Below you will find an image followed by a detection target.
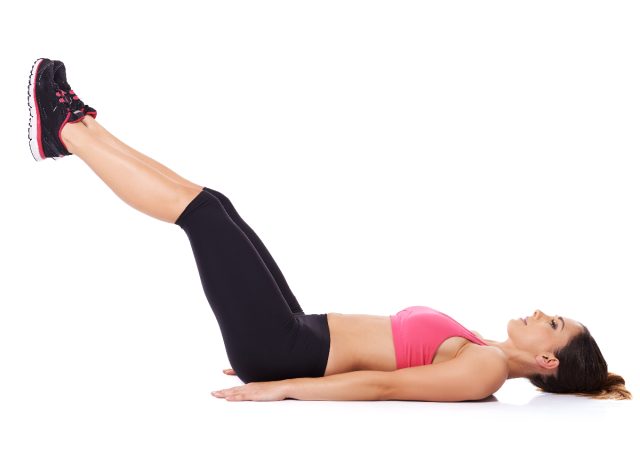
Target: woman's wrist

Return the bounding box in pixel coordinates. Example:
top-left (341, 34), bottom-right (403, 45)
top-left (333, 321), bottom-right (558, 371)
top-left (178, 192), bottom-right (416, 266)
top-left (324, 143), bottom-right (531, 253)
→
top-left (282, 378), bottom-right (303, 399)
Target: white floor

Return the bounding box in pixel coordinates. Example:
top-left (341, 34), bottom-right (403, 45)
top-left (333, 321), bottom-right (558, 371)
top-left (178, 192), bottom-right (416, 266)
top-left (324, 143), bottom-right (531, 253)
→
top-left (1, 369), bottom-right (637, 467)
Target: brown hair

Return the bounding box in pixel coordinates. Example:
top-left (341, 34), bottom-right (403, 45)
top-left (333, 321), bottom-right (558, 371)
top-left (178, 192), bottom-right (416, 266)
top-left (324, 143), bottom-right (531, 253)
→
top-left (527, 324), bottom-right (632, 400)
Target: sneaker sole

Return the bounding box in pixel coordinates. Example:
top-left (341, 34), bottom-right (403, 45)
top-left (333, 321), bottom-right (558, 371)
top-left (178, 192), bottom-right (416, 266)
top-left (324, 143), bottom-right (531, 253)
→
top-left (27, 58), bottom-right (47, 161)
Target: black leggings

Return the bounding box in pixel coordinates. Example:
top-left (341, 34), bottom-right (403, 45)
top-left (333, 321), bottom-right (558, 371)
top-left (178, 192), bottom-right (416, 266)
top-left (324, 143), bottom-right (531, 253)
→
top-left (174, 187), bottom-right (331, 383)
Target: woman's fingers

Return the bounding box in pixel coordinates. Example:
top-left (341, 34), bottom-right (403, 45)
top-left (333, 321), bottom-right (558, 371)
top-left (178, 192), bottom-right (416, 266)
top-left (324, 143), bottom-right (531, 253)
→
top-left (212, 385), bottom-right (244, 400)
top-left (223, 368), bottom-right (237, 375)
top-left (211, 381), bottom-right (287, 401)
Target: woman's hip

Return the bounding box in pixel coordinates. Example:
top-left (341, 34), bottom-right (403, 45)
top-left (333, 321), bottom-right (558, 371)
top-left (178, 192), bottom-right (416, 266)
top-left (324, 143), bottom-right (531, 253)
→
top-left (224, 313), bottom-right (331, 383)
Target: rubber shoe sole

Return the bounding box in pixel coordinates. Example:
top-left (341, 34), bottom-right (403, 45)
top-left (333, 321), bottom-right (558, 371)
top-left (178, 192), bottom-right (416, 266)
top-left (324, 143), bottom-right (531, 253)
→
top-left (28, 58), bottom-right (48, 161)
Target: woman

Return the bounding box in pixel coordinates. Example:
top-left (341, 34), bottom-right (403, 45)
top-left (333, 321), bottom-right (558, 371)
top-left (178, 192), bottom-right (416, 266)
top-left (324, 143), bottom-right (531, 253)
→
top-left (28, 58), bottom-right (632, 403)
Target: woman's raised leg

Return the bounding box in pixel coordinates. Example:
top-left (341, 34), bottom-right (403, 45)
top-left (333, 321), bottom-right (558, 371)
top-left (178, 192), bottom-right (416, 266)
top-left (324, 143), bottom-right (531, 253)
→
top-left (61, 120), bottom-right (202, 224)
top-left (59, 118), bottom-right (318, 382)
top-left (74, 116), bottom-right (305, 314)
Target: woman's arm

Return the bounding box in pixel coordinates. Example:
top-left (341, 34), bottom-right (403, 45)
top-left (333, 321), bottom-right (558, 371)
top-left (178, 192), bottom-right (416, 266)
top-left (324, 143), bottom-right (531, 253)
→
top-left (213, 348), bottom-right (506, 402)
top-left (212, 370), bottom-right (390, 402)
top-left (283, 371), bottom-right (390, 401)
top-left (284, 347), bottom-right (506, 402)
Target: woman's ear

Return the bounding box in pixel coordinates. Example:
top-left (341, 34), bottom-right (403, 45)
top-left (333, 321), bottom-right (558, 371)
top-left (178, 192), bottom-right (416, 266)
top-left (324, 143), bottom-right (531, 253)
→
top-left (535, 354), bottom-right (559, 370)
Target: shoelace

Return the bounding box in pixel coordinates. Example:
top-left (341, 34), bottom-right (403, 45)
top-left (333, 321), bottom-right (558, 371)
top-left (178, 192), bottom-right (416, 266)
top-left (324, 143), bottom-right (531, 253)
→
top-left (55, 88), bottom-right (85, 114)
top-left (55, 88), bottom-right (79, 102)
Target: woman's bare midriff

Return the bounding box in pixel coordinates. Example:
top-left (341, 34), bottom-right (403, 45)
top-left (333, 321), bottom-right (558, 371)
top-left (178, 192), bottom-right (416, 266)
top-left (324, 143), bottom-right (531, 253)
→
top-left (322, 312), bottom-right (483, 376)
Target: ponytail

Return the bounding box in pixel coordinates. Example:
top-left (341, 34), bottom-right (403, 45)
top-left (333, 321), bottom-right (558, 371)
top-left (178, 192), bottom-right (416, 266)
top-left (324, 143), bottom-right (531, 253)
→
top-left (570, 372), bottom-right (632, 401)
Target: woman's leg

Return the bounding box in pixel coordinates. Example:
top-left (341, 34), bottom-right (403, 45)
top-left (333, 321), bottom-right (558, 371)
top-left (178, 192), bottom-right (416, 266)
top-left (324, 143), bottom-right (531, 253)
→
top-left (59, 120), bottom-right (326, 381)
top-left (79, 115), bottom-right (202, 190)
top-left (73, 116), bottom-right (304, 314)
top-left (61, 121), bottom-right (201, 224)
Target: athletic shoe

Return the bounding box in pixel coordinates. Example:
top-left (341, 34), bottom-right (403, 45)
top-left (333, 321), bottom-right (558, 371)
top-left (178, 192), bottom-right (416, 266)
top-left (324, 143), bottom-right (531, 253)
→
top-left (52, 60), bottom-right (97, 120)
top-left (27, 57), bottom-right (81, 161)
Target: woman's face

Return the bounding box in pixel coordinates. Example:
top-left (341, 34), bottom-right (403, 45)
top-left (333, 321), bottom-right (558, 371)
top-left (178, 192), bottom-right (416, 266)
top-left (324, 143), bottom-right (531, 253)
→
top-left (508, 309), bottom-right (584, 359)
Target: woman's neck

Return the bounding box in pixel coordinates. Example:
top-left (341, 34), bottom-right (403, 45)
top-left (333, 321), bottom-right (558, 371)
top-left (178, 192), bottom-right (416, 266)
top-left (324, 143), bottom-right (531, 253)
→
top-left (482, 338), bottom-right (540, 380)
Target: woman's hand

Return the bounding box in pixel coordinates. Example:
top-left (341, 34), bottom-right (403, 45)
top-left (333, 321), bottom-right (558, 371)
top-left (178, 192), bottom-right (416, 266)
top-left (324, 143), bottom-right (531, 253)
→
top-left (222, 368), bottom-right (237, 376)
top-left (212, 380), bottom-right (289, 402)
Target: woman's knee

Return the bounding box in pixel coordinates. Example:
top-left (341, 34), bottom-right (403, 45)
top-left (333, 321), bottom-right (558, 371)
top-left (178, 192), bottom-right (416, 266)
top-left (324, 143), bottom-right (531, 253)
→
top-left (202, 187), bottom-right (238, 216)
top-left (203, 187), bottom-right (228, 202)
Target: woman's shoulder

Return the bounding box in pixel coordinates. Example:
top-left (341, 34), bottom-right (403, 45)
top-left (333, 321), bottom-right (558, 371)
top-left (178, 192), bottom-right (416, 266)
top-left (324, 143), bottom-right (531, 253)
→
top-left (459, 341), bottom-right (508, 373)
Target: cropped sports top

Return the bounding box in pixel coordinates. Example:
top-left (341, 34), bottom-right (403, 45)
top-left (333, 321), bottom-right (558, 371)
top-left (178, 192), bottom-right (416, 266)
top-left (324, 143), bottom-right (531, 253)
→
top-left (390, 305), bottom-right (488, 369)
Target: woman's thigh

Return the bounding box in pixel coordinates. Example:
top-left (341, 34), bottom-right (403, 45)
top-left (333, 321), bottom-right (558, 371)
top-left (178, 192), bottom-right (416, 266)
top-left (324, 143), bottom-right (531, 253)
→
top-left (201, 187), bottom-right (305, 315)
top-left (175, 188), bottom-right (329, 382)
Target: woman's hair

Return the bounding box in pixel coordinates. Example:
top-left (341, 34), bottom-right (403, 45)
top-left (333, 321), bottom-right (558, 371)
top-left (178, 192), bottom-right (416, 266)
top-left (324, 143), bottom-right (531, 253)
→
top-left (527, 324), bottom-right (632, 400)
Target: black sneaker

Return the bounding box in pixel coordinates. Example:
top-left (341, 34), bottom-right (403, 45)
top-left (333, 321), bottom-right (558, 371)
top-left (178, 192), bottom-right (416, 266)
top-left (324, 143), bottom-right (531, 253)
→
top-left (52, 60), bottom-right (97, 120)
top-left (27, 57), bottom-right (82, 161)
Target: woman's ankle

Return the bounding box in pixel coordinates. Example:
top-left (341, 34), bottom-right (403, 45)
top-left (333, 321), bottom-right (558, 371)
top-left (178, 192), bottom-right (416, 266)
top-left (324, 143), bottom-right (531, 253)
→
top-left (82, 114), bottom-right (98, 128)
top-left (60, 121), bottom-right (90, 153)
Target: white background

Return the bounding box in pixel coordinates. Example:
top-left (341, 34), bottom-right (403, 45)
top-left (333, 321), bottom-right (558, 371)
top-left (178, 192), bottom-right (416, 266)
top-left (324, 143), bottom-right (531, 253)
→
top-left (1, 1), bottom-right (638, 466)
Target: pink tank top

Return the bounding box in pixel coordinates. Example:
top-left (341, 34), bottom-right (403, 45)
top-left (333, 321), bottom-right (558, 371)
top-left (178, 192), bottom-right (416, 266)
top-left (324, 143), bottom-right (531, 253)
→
top-left (390, 305), bottom-right (488, 369)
